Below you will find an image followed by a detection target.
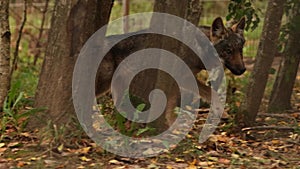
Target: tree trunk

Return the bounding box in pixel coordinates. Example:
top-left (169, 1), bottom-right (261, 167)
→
top-left (268, 2), bottom-right (300, 112)
top-left (236, 0), bottom-right (286, 127)
top-left (0, 0), bottom-right (10, 111)
top-left (150, 0), bottom-right (203, 127)
top-left (113, 0), bottom-right (203, 130)
top-left (29, 0), bottom-right (113, 129)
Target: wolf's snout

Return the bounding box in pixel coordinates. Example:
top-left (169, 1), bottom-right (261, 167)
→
top-left (231, 67), bottom-right (246, 75)
top-left (235, 67), bottom-right (246, 75)
top-left (226, 63), bottom-right (246, 75)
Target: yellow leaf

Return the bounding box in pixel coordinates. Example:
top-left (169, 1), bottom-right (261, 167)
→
top-left (77, 165), bottom-right (85, 169)
top-left (89, 163), bottom-right (96, 167)
top-left (30, 157), bottom-right (40, 161)
top-left (79, 147), bottom-right (91, 154)
top-left (189, 159), bottom-right (197, 165)
top-left (166, 165), bottom-right (174, 169)
top-left (57, 144), bottom-right (64, 152)
top-left (187, 166), bottom-right (197, 169)
top-left (109, 159), bottom-right (122, 165)
top-left (80, 156), bottom-right (92, 162)
top-left (231, 153), bottom-right (239, 159)
top-left (175, 158), bottom-right (184, 162)
top-left (0, 143), bottom-right (5, 148)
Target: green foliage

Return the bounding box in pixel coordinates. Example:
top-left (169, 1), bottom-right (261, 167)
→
top-left (226, 72), bottom-right (249, 114)
top-left (1, 80), bottom-right (45, 140)
top-left (227, 0), bottom-right (261, 31)
top-left (99, 93), bottom-right (156, 137)
top-left (116, 102), bottom-right (155, 136)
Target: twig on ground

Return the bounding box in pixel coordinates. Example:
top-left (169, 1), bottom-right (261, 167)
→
top-left (242, 126), bottom-right (296, 132)
top-left (258, 113), bottom-right (294, 118)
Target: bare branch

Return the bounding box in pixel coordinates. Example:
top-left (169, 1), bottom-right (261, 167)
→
top-left (33, 0), bottom-right (50, 65)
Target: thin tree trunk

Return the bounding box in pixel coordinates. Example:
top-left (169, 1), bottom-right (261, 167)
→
top-left (236, 0), bottom-right (286, 127)
top-left (29, 0), bottom-right (113, 129)
top-left (0, 0), bottom-right (11, 111)
top-left (122, 0), bottom-right (130, 33)
top-left (268, 2), bottom-right (300, 112)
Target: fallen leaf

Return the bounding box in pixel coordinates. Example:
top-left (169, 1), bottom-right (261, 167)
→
top-left (57, 144), bottom-right (64, 152)
top-left (44, 159), bottom-right (56, 165)
top-left (7, 142), bottom-right (21, 148)
top-left (0, 148), bottom-right (7, 154)
top-left (216, 135), bottom-right (229, 143)
top-left (30, 157), bottom-right (40, 161)
top-left (109, 159), bottom-right (123, 165)
top-left (78, 147), bottom-right (91, 154)
top-left (80, 156), bottom-right (92, 162)
top-left (175, 158), bottom-right (184, 162)
top-left (0, 158), bottom-right (8, 163)
top-left (17, 161), bottom-right (26, 168)
top-left (208, 157), bottom-right (218, 162)
top-left (147, 163), bottom-right (158, 168)
top-left (219, 158), bottom-right (230, 165)
top-left (231, 153), bottom-right (239, 159)
top-left (271, 140), bottom-right (280, 144)
top-left (20, 132), bottom-right (31, 137)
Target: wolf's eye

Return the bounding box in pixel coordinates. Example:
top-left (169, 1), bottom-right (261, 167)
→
top-left (226, 49), bottom-right (232, 55)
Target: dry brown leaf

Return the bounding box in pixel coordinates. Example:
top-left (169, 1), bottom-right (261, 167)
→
top-left (218, 158), bottom-right (230, 165)
top-left (78, 147), bottom-right (91, 154)
top-left (7, 142), bottom-right (21, 148)
top-left (16, 161), bottom-right (26, 168)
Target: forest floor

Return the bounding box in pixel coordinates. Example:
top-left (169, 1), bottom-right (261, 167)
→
top-left (0, 56), bottom-right (299, 169)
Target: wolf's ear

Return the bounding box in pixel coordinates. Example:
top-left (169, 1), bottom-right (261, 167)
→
top-left (232, 17), bottom-right (245, 35)
top-left (211, 17), bottom-right (226, 37)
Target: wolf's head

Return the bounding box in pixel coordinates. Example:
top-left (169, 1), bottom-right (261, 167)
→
top-left (210, 17), bottom-right (246, 75)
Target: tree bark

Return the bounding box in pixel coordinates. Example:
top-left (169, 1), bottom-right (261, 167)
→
top-left (151, 0), bottom-right (203, 126)
top-left (236, 0), bottom-right (286, 127)
top-left (29, 0), bottom-right (113, 129)
top-left (0, 0), bottom-right (10, 111)
top-left (268, 2), bottom-right (300, 112)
